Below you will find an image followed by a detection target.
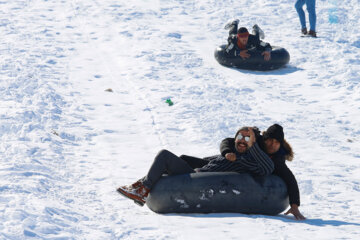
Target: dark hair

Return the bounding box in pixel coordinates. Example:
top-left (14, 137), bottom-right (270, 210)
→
top-left (234, 126), bottom-right (249, 139)
top-left (237, 27), bottom-right (249, 34)
top-left (234, 126), bottom-right (266, 152)
top-left (283, 139), bottom-right (294, 161)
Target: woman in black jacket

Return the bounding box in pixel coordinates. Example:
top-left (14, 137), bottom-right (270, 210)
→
top-left (220, 124), bottom-right (306, 220)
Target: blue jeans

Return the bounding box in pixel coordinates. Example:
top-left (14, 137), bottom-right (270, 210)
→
top-left (295, 0), bottom-right (316, 31)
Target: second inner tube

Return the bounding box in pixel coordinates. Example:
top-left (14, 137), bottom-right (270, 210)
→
top-left (214, 44), bottom-right (290, 71)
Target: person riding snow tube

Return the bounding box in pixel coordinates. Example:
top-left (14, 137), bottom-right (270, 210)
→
top-left (214, 44), bottom-right (290, 71)
top-left (215, 21), bottom-right (290, 70)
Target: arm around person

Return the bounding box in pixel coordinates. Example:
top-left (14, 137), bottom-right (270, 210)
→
top-left (244, 128), bottom-right (274, 176)
top-left (220, 137), bottom-right (235, 156)
top-left (247, 142), bottom-right (274, 176)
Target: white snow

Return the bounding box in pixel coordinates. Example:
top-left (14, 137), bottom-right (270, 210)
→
top-left (1, 0), bottom-right (360, 239)
top-left (232, 190), bottom-right (241, 195)
top-left (174, 198), bottom-right (189, 209)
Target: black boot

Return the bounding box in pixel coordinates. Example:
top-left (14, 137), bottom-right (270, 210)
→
top-left (224, 19), bottom-right (239, 30)
top-left (307, 30), bottom-right (317, 37)
top-left (301, 28), bottom-right (307, 35)
top-left (252, 24), bottom-right (265, 39)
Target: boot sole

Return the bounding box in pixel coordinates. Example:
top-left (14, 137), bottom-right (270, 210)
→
top-left (133, 199), bottom-right (145, 207)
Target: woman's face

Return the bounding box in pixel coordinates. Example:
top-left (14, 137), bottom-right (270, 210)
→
top-left (265, 138), bottom-right (281, 154)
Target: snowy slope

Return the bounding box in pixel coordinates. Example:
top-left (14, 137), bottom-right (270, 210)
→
top-left (0, 0), bottom-right (359, 239)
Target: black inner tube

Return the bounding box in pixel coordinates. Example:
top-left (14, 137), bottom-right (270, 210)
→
top-left (214, 45), bottom-right (290, 71)
top-left (146, 172), bottom-right (289, 215)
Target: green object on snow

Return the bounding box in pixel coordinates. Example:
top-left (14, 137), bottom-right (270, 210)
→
top-left (165, 98), bottom-right (174, 106)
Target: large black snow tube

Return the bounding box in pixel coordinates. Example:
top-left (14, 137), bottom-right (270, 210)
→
top-left (214, 44), bottom-right (290, 70)
top-left (146, 172), bottom-right (289, 215)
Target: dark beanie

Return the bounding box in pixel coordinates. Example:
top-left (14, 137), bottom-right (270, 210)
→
top-left (263, 124), bottom-right (284, 144)
top-left (237, 27), bottom-right (249, 34)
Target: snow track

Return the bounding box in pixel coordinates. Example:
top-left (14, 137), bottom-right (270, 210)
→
top-left (0, 0), bottom-right (359, 239)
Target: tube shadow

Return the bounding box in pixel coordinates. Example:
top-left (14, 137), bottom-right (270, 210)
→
top-left (165, 212), bottom-right (360, 227)
top-left (277, 214), bottom-right (360, 227)
top-left (230, 64), bottom-right (303, 76)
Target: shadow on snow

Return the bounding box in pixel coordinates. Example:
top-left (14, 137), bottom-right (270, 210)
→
top-left (227, 64), bottom-right (303, 76)
top-left (164, 212), bottom-right (360, 227)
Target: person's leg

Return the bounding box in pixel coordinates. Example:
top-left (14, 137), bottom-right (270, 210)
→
top-left (252, 24), bottom-right (265, 40)
top-left (143, 149), bottom-right (195, 189)
top-left (228, 21), bottom-right (238, 36)
top-left (295, 0), bottom-right (307, 30)
top-left (179, 154), bottom-right (209, 169)
top-left (117, 150), bottom-right (195, 206)
top-left (306, 0), bottom-right (316, 31)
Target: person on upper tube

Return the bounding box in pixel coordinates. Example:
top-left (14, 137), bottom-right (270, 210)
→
top-left (224, 19), bottom-right (272, 61)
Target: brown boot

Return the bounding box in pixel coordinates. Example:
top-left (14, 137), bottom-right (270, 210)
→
top-left (117, 181), bottom-right (150, 206)
top-left (307, 30), bottom-right (317, 37)
top-left (301, 28), bottom-right (307, 35)
top-left (119, 180), bottom-right (143, 192)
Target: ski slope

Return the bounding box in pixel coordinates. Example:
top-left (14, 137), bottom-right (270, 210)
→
top-left (0, 0), bottom-right (359, 239)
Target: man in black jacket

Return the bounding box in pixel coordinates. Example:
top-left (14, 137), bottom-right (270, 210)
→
top-left (220, 124), bottom-right (306, 220)
top-left (224, 19), bottom-right (272, 61)
top-left (117, 127), bottom-right (274, 206)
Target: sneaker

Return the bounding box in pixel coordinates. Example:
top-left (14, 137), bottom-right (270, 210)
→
top-left (301, 28), bottom-right (307, 35)
top-left (224, 19), bottom-right (239, 30)
top-left (307, 30), bottom-right (317, 37)
top-left (117, 182), bottom-right (150, 206)
top-left (252, 24), bottom-right (265, 39)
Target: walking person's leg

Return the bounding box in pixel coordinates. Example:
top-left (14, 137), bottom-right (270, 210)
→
top-left (295, 0), bottom-right (307, 33)
top-left (306, 0), bottom-right (317, 34)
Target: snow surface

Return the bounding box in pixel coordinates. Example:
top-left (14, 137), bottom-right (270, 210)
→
top-left (1, 0), bottom-right (360, 239)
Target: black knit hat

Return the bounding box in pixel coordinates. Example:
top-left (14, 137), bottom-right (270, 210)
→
top-left (263, 124), bottom-right (284, 144)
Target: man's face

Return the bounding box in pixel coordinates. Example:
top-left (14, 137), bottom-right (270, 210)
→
top-left (265, 139), bottom-right (281, 154)
top-left (238, 35), bottom-right (249, 46)
top-left (235, 130), bottom-right (250, 153)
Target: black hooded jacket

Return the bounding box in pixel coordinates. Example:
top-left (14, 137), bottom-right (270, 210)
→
top-left (225, 34), bottom-right (272, 56)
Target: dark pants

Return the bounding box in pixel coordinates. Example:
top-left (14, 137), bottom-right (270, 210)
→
top-left (143, 150), bottom-right (195, 189)
top-left (229, 23), bottom-right (238, 35)
top-left (179, 154), bottom-right (210, 169)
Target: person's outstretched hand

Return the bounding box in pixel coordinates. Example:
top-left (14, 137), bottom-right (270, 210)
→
top-left (262, 51), bottom-right (271, 61)
top-left (285, 204), bottom-right (306, 220)
top-left (239, 50), bottom-right (250, 59)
